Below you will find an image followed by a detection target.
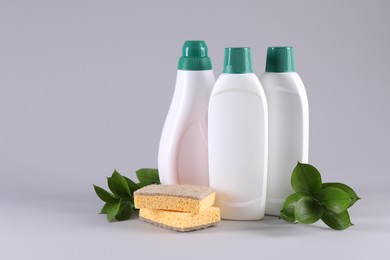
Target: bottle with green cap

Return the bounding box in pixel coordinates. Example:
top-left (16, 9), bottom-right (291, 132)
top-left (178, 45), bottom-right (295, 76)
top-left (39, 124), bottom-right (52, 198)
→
top-left (158, 40), bottom-right (215, 186)
top-left (208, 47), bottom-right (268, 220)
top-left (259, 46), bottom-right (309, 216)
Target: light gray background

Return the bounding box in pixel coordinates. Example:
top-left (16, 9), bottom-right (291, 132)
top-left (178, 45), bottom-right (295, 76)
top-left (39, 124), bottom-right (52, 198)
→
top-left (1, 0), bottom-right (389, 259)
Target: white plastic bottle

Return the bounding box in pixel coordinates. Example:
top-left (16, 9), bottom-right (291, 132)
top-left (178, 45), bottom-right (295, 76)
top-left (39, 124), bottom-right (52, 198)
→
top-left (158, 41), bottom-right (215, 186)
top-left (208, 48), bottom-right (268, 220)
top-left (260, 46), bottom-right (309, 216)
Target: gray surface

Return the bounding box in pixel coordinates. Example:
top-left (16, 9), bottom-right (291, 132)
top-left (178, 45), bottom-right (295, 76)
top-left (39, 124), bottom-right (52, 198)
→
top-left (1, 0), bottom-right (389, 259)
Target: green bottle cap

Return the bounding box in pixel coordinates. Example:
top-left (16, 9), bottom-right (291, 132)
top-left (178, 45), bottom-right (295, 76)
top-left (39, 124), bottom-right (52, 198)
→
top-left (223, 47), bottom-right (253, 74)
top-left (265, 46), bottom-right (295, 72)
top-left (178, 41), bottom-right (212, 70)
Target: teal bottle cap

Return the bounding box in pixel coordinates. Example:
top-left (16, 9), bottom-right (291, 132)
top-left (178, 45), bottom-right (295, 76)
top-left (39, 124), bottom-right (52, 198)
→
top-left (223, 47), bottom-right (253, 74)
top-left (178, 41), bottom-right (212, 70)
top-left (265, 46), bottom-right (295, 72)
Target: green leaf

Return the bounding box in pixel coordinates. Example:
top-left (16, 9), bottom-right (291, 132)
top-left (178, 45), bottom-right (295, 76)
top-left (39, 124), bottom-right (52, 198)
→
top-left (115, 199), bottom-right (133, 221)
top-left (322, 182), bottom-right (360, 207)
top-left (107, 170), bottom-right (132, 199)
top-left (106, 202), bottom-right (120, 222)
top-left (280, 192), bottom-right (310, 223)
top-left (321, 210), bottom-right (352, 230)
top-left (136, 168), bottom-right (160, 187)
top-left (280, 211), bottom-right (296, 223)
top-left (93, 185), bottom-right (119, 203)
top-left (95, 168), bottom-right (160, 222)
top-left (123, 176), bottom-right (141, 195)
top-left (291, 162), bottom-right (322, 195)
top-left (100, 202), bottom-right (117, 214)
top-left (294, 197), bottom-right (323, 224)
top-left (318, 187), bottom-right (351, 214)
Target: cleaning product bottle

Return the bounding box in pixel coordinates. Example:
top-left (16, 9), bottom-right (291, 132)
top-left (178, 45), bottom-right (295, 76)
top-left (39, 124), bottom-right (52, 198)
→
top-left (158, 41), bottom-right (215, 186)
top-left (208, 47), bottom-right (268, 220)
top-left (260, 46), bottom-right (309, 216)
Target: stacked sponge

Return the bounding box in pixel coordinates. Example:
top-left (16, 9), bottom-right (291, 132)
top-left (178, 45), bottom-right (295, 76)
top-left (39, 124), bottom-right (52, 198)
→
top-left (134, 184), bottom-right (221, 232)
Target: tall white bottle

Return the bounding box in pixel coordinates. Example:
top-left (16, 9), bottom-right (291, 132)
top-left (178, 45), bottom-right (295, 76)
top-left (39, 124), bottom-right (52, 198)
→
top-left (260, 47), bottom-right (309, 216)
top-left (158, 41), bottom-right (215, 185)
top-left (208, 48), bottom-right (268, 220)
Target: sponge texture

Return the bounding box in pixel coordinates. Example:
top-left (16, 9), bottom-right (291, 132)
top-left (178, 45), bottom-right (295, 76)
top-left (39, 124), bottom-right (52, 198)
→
top-left (134, 184), bottom-right (215, 214)
top-left (139, 207), bottom-right (221, 232)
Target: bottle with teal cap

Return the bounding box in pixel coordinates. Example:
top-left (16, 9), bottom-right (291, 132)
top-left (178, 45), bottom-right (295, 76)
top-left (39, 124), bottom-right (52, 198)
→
top-left (158, 40), bottom-right (215, 185)
top-left (260, 46), bottom-right (309, 216)
top-left (208, 47), bottom-right (268, 220)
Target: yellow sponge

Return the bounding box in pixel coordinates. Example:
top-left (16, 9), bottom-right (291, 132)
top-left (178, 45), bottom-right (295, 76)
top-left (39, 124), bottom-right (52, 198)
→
top-left (134, 184), bottom-right (215, 214)
top-left (139, 207), bottom-right (221, 232)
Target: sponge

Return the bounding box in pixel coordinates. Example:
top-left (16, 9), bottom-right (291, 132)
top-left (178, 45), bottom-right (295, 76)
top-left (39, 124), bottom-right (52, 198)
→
top-left (134, 184), bottom-right (215, 214)
top-left (139, 207), bottom-right (220, 232)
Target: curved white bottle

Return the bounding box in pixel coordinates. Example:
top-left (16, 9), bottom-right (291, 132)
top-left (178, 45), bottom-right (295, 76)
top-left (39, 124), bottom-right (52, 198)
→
top-left (158, 41), bottom-right (215, 185)
top-left (260, 47), bottom-right (309, 216)
top-left (209, 48), bottom-right (268, 220)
